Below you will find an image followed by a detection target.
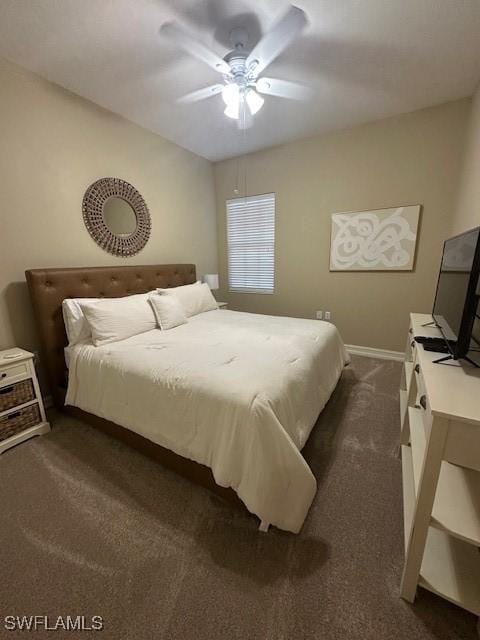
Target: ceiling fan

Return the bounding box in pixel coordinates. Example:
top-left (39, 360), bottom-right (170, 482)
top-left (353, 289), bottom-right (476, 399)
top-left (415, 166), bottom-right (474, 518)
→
top-left (159, 5), bottom-right (310, 129)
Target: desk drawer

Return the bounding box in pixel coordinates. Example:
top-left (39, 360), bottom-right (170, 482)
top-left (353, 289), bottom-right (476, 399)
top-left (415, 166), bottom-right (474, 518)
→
top-left (414, 363), bottom-right (426, 403)
top-left (0, 403), bottom-right (41, 442)
top-left (414, 367), bottom-right (432, 439)
top-left (0, 362), bottom-right (29, 386)
top-left (0, 379), bottom-right (35, 413)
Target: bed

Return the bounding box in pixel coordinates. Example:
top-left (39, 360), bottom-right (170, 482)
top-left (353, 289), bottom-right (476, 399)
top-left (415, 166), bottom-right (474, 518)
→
top-left (26, 264), bottom-right (348, 533)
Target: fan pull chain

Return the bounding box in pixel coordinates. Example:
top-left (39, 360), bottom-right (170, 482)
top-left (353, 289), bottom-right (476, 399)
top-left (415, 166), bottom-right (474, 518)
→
top-left (233, 100), bottom-right (248, 200)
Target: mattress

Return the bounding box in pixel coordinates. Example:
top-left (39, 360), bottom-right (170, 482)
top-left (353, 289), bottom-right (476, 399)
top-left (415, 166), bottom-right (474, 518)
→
top-left (66, 309), bottom-right (349, 533)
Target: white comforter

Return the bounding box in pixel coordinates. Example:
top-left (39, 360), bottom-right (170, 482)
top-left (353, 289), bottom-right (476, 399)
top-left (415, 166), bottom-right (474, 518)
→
top-left (66, 309), bottom-right (348, 533)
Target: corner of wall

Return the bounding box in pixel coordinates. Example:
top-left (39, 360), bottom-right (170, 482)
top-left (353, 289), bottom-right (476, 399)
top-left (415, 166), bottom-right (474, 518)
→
top-left (451, 85), bottom-right (480, 235)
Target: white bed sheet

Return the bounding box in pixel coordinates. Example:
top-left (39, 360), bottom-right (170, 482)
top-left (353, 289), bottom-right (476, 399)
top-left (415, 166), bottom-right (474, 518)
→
top-left (66, 309), bottom-right (349, 533)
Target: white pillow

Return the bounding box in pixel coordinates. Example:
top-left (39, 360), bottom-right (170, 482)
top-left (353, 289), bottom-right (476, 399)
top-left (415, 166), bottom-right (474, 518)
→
top-left (157, 282), bottom-right (218, 317)
top-left (80, 293), bottom-right (156, 346)
top-left (62, 298), bottom-right (98, 346)
top-left (148, 293), bottom-right (188, 330)
top-left (156, 281), bottom-right (200, 312)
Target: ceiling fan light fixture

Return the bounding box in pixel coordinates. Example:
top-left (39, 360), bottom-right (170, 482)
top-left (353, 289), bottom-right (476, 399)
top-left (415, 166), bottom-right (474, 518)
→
top-left (245, 88), bottom-right (264, 115)
top-left (224, 102), bottom-right (240, 120)
top-left (222, 83), bottom-right (241, 119)
top-left (222, 83), bottom-right (239, 107)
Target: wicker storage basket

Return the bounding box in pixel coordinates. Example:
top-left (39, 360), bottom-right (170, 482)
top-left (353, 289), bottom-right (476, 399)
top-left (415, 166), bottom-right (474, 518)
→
top-left (0, 379), bottom-right (35, 413)
top-left (0, 404), bottom-right (41, 442)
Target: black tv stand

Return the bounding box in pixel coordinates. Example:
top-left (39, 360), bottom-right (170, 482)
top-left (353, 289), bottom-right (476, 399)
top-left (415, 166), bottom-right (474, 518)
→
top-left (433, 354), bottom-right (480, 368)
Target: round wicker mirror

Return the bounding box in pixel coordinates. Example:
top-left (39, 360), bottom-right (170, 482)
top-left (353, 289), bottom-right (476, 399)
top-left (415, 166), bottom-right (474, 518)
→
top-left (82, 178), bottom-right (151, 257)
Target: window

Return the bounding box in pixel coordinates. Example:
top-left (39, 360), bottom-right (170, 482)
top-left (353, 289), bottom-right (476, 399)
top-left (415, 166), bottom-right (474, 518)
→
top-left (226, 193), bottom-right (275, 294)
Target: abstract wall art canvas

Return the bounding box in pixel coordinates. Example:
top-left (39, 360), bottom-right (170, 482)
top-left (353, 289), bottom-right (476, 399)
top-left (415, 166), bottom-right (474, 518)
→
top-left (330, 205), bottom-right (421, 271)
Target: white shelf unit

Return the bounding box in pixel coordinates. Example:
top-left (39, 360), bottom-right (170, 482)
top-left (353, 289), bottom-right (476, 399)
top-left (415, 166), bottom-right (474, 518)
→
top-left (0, 348), bottom-right (50, 454)
top-left (400, 314), bottom-right (480, 619)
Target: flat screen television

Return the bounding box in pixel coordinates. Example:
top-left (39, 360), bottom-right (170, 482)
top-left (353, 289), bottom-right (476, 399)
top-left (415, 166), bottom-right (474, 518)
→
top-left (432, 226), bottom-right (480, 362)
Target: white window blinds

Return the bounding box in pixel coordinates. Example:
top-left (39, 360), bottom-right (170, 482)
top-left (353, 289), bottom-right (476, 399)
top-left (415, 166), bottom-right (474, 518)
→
top-left (226, 193), bottom-right (275, 294)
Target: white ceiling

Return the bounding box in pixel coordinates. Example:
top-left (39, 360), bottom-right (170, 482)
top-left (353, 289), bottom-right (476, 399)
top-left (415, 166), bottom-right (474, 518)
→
top-left (1, 0), bottom-right (480, 161)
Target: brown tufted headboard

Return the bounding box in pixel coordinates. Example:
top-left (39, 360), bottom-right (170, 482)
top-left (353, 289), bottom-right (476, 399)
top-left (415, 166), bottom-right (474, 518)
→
top-left (26, 264), bottom-right (196, 408)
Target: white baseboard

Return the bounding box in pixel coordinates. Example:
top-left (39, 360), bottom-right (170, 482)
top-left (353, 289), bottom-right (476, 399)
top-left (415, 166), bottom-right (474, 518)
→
top-left (346, 344), bottom-right (404, 362)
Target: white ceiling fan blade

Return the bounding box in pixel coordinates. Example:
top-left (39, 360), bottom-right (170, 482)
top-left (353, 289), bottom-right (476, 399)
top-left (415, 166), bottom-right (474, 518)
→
top-left (160, 22), bottom-right (231, 75)
top-left (178, 84), bottom-right (224, 104)
top-left (246, 6), bottom-right (307, 76)
top-left (256, 77), bottom-right (311, 101)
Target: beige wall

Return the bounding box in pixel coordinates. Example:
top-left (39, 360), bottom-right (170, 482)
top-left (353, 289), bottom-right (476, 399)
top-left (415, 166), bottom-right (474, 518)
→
top-left (452, 84), bottom-right (480, 235)
top-left (214, 100), bottom-right (469, 351)
top-left (0, 57), bottom-right (217, 352)
top-left (0, 52), bottom-right (474, 358)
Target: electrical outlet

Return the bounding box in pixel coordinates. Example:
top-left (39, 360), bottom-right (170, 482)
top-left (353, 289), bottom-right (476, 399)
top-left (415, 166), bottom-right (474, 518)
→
top-left (315, 310), bottom-right (323, 320)
top-left (324, 311), bottom-right (331, 321)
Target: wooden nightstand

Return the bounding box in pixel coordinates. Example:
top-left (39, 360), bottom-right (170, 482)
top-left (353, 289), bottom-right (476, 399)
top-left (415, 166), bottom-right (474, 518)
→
top-left (0, 348), bottom-right (50, 454)
top-left (218, 302), bottom-right (228, 309)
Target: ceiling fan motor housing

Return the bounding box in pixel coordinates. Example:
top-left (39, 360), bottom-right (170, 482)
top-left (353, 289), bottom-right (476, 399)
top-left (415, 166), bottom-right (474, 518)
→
top-left (224, 51), bottom-right (257, 90)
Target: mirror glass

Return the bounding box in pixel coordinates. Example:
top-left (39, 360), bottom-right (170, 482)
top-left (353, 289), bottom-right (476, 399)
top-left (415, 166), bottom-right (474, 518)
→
top-left (103, 197), bottom-right (137, 236)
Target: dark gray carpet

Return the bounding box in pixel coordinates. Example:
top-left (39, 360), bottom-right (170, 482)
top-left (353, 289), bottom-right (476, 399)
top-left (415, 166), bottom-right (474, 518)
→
top-left (0, 356), bottom-right (477, 640)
